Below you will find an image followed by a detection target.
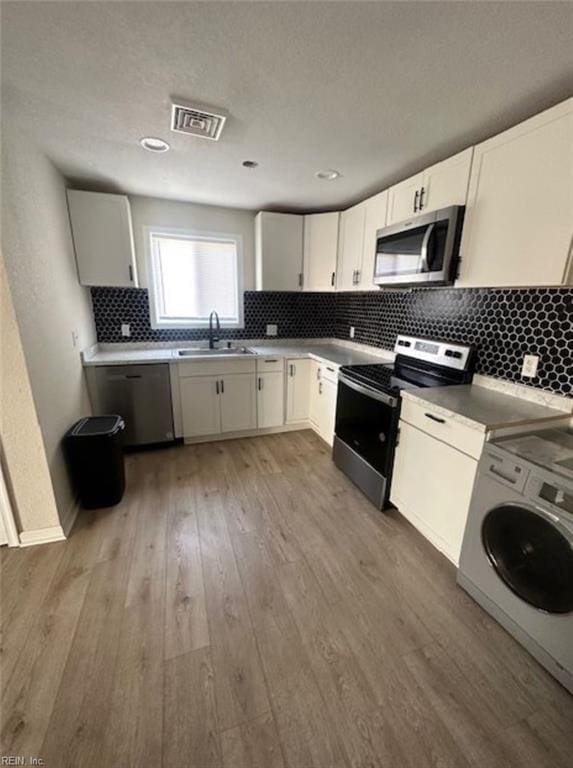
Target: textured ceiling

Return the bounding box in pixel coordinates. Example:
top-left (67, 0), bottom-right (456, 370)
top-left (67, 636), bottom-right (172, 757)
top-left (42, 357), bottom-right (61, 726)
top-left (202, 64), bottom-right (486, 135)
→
top-left (2, 1), bottom-right (572, 212)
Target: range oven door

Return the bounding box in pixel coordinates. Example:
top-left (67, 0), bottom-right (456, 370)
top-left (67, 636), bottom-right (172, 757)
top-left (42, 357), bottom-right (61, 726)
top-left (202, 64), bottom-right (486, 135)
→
top-left (335, 376), bottom-right (399, 477)
top-left (373, 205), bottom-right (464, 287)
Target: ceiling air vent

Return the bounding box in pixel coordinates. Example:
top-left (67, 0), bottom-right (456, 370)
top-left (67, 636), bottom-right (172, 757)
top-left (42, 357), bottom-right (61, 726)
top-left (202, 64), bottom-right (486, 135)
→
top-left (170, 101), bottom-right (228, 141)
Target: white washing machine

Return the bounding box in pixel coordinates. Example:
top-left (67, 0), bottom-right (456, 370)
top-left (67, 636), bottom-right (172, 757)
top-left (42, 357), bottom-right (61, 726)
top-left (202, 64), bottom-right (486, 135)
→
top-left (458, 428), bottom-right (573, 694)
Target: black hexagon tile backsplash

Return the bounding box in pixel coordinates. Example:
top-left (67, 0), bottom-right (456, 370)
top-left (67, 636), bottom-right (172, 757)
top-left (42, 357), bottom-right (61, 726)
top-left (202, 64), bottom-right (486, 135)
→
top-left (91, 286), bottom-right (572, 396)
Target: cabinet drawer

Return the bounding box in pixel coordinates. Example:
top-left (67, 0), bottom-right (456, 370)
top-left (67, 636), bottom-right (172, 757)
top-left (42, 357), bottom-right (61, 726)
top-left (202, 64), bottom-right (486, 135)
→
top-left (257, 357), bottom-right (284, 373)
top-left (315, 361), bottom-right (339, 384)
top-left (400, 398), bottom-right (484, 459)
top-left (178, 359), bottom-right (256, 377)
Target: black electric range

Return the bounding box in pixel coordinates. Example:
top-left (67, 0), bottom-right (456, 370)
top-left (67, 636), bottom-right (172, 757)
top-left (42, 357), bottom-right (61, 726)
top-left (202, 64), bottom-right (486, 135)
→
top-left (333, 335), bottom-right (474, 510)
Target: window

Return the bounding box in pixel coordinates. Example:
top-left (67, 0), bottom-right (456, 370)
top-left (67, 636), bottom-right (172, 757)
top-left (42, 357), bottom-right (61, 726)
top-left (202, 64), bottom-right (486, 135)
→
top-left (147, 227), bottom-right (243, 328)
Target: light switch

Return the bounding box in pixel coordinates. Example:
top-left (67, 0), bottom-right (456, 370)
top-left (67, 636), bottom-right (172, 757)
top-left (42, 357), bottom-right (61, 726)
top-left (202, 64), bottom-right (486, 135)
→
top-left (121, 323), bottom-right (131, 338)
top-left (521, 354), bottom-right (539, 378)
top-left (266, 324), bottom-right (278, 337)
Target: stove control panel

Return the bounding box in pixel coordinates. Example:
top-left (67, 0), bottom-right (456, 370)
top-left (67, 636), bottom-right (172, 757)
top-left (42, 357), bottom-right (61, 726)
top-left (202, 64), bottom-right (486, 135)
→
top-left (394, 334), bottom-right (472, 372)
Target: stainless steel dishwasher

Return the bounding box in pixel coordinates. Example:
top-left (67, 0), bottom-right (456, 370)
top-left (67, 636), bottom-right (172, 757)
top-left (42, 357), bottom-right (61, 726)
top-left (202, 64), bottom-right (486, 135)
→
top-left (91, 364), bottom-right (175, 447)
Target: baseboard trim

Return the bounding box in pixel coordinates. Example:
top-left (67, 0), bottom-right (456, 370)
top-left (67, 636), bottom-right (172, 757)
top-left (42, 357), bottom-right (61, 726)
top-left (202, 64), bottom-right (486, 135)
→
top-left (19, 525), bottom-right (66, 547)
top-left (183, 422), bottom-right (311, 445)
top-left (60, 497), bottom-right (80, 537)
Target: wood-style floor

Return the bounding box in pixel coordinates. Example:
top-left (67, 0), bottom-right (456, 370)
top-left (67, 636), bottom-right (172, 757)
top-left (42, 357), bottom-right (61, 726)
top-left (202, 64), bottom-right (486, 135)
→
top-left (1, 430), bottom-right (572, 767)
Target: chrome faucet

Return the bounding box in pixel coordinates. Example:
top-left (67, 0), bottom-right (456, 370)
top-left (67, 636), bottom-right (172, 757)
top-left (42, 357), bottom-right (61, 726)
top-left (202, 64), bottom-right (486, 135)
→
top-left (208, 310), bottom-right (221, 349)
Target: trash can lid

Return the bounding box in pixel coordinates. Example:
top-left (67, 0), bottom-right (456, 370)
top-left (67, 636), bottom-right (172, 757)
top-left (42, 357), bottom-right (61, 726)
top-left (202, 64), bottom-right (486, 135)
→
top-left (68, 415), bottom-right (125, 437)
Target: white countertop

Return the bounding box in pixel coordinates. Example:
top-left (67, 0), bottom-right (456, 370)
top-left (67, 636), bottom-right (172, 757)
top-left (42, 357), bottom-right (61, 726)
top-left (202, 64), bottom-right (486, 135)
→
top-left (402, 384), bottom-right (571, 432)
top-left (81, 341), bottom-right (392, 368)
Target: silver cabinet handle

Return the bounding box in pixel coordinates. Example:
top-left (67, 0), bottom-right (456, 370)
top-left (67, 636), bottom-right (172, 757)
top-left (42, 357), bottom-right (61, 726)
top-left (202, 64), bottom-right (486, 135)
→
top-left (220, 379), bottom-right (225, 394)
top-left (298, 272), bottom-right (303, 288)
top-left (128, 264), bottom-right (134, 282)
top-left (258, 377), bottom-right (263, 391)
top-left (413, 189), bottom-right (420, 213)
top-left (355, 269), bottom-right (361, 284)
top-left (326, 366), bottom-right (335, 373)
top-left (331, 271), bottom-right (335, 286)
top-left (316, 367), bottom-right (321, 380)
top-left (289, 364), bottom-right (294, 377)
top-left (419, 186), bottom-right (426, 211)
top-left (264, 359), bottom-right (278, 363)
top-left (216, 381), bottom-right (219, 395)
top-left (319, 382), bottom-right (323, 394)
top-left (425, 412), bottom-right (445, 424)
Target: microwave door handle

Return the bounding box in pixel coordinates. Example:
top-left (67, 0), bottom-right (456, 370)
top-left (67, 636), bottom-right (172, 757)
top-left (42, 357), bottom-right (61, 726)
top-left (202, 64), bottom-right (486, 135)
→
top-left (420, 223), bottom-right (435, 273)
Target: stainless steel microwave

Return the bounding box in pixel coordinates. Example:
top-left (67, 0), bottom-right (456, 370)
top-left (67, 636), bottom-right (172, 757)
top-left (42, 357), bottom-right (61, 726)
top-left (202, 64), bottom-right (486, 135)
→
top-left (373, 205), bottom-right (464, 287)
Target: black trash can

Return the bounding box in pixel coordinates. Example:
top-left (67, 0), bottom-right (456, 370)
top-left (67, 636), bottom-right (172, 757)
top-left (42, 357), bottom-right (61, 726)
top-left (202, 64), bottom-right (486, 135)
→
top-left (65, 415), bottom-right (126, 509)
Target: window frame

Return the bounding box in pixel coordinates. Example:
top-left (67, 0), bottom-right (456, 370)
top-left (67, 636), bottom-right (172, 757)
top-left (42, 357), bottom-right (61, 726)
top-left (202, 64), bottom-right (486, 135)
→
top-left (145, 226), bottom-right (244, 330)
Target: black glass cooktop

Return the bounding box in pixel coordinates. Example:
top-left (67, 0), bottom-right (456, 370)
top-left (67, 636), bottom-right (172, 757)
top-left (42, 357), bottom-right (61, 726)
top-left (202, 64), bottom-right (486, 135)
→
top-left (340, 362), bottom-right (459, 395)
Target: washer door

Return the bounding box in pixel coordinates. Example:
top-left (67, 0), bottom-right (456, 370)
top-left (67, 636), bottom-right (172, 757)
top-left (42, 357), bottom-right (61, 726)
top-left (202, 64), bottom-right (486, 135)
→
top-left (482, 504), bottom-right (573, 614)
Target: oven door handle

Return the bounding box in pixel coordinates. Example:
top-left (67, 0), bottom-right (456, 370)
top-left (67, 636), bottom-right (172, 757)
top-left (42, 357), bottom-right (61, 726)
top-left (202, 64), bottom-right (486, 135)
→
top-left (420, 223), bottom-right (435, 273)
top-left (338, 374), bottom-right (398, 408)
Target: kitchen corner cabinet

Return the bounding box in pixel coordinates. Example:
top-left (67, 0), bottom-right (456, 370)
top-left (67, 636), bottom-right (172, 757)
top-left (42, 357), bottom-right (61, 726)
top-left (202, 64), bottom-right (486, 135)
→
top-left (67, 189), bottom-right (138, 287)
top-left (285, 358), bottom-right (311, 423)
top-left (255, 212), bottom-right (304, 291)
top-left (458, 98), bottom-right (573, 288)
top-left (386, 147), bottom-right (473, 226)
top-left (303, 212), bottom-right (339, 291)
top-left (337, 203), bottom-right (366, 291)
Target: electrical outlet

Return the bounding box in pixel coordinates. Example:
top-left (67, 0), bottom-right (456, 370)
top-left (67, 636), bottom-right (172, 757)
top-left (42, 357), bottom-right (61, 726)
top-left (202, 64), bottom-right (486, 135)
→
top-left (349, 326), bottom-right (355, 339)
top-left (121, 323), bottom-right (131, 338)
top-left (521, 354), bottom-right (539, 378)
top-left (266, 324), bottom-right (278, 337)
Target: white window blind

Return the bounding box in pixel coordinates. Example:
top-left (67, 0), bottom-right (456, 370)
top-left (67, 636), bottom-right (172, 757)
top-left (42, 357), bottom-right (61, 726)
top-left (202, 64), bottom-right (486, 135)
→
top-left (148, 229), bottom-right (243, 328)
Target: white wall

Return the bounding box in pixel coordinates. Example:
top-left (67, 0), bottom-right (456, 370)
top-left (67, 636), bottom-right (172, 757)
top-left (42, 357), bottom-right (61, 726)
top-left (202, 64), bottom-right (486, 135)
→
top-left (1, 125), bottom-right (96, 526)
top-left (0, 249), bottom-right (61, 533)
top-left (129, 195), bottom-right (256, 290)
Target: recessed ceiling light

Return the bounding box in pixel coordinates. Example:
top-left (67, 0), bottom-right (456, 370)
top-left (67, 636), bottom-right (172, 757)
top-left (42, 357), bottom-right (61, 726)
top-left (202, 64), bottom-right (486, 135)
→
top-left (316, 169), bottom-right (341, 181)
top-left (242, 160), bottom-right (258, 168)
top-left (139, 137), bottom-right (170, 153)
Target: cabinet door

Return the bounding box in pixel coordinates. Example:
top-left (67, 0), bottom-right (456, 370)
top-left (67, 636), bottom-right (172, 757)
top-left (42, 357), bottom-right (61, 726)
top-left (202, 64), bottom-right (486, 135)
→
top-left (255, 212), bottom-right (304, 291)
top-left (390, 421), bottom-right (477, 565)
top-left (285, 358), bottom-right (311, 423)
top-left (458, 99), bottom-right (573, 287)
top-left (420, 147), bottom-right (473, 214)
top-left (360, 190), bottom-right (388, 290)
top-left (337, 203), bottom-right (366, 291)
top-left (257, 371), bottom-right (284, 429)
top-left (67, 190), bottom-right (138, 287)
top-left (180, 376), bottom-right (221, 438)
top-left (220, 374), bottom-right (257, 433)
top-left (386, 172), bottom-right (424, 226)
top-left (318, 378), bottom-right (338, 446)
top-left (308, 361), bottom-right (321, 426)
top-left (303, 212), bottom-right (339, 291)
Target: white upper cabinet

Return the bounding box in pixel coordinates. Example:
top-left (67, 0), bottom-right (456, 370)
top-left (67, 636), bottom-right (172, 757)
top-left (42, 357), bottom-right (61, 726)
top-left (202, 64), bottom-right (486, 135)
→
top-left (255, 212), bottom-right (304, 291)
top-left (337, 202), bottom-right (366, 291)
top-left (386, 148), bottom-right (473, 226)
top-left (360, 190), bottom-right (388, 290)
top-left (421, 148), bottom-right (473, 215)
top-left (386, 172), bottom-right (424, 226)
top-left (458, 99), bottom-right (573, 288)
top-left (303, 212), bottom-right (339, 291)
top-left (67, 190), bottom-right (138, 287)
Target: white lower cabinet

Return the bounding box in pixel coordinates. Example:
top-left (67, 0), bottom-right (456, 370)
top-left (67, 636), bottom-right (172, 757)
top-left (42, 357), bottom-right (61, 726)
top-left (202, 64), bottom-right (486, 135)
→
top-left (220, 374), bottom-right (257, 433)
top-left (180, 376), bottom-right (221, 438)
top-left (309, 362), bottom-right (338, 445)
top-left (179, 361), bottom-right (257, 439)
top-left (285, 358), bottom-right (311, 423)
top-left (390, 418), bottom-right (481, 565)
top-left (257, 371), bottom-right (284, 429)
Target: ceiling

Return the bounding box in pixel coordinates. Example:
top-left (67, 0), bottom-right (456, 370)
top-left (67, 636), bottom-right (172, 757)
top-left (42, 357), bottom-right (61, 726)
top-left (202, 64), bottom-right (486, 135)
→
top-left (2, 1), bottom-right (572, 212)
